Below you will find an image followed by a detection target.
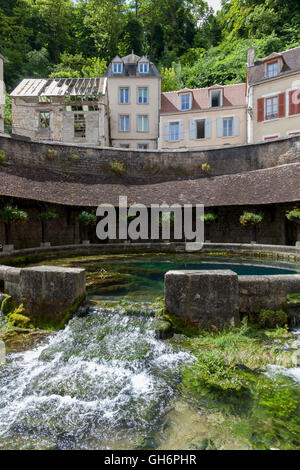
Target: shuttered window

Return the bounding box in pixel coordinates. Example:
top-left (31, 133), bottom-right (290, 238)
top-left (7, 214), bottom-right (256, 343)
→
top-left (266, 96), bottom-right (278, 120)
top-left (289, 89), bottom-right (300, 116)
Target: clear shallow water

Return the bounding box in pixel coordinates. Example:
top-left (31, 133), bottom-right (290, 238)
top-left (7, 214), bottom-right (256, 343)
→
top-left (1, 253), bottom-right (300, 449)
top-left (0, 307), bottom-right (191, 450)
top-left (86, 256), bottom-right (299, 301)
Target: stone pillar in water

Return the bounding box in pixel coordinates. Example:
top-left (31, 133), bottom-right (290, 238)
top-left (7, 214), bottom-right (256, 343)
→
top-left (165, 270), bottom-right (239, 328)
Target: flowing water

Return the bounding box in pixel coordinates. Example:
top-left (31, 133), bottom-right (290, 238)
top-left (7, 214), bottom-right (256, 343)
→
top-left (1, 254), bottom-right (300, 450)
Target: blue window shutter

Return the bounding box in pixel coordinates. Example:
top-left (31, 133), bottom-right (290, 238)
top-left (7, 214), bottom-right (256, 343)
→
top-left (205, 118), bottom-right (211, 138)
top-left (233, 116), bottom-right (239, 136)
top-left (217, 118), bottom-right (223, 138)
top-left (164, 122), bottom-right (169, 141)
top-left (189, 120), bottom-right (196, 140)
top-left (179, 121), bottom-right (184, 140)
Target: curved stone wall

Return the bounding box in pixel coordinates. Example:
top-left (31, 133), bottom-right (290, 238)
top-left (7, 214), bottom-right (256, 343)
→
top-left (0, 134), bottom-right (299, 182)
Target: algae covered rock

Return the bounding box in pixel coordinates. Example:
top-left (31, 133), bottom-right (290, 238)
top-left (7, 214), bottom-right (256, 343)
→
top-left (258, 309), bottom-right (288, 329)
top-left (1, 295), bottom-right (17, 315)
top-left (8, 304), bottom-right (31, 328)
top-left (154, 319), bottom-right (173, 339)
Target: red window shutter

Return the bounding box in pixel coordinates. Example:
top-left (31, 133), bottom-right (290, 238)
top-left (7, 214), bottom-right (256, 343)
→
top-left (289, 89), bottom-right (300, 116)
top-left (257, 98), bottom-right (264, 122)
top-left (278, 92), bottom-right (286, 118)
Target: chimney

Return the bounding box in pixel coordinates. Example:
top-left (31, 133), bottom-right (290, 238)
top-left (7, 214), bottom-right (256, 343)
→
top-left (247, 47), bottom-right (255, 67)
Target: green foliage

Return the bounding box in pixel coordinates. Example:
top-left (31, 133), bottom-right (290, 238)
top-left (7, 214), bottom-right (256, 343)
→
top-left (46, 149), bottom-right (60, 160)
top-left (161, 65), bottom-right (183, 92)
top-left (240, 211), bottom-right (264, 227)
top-left (109, 161), bottom-right (126, 177)
top-left (286, 208), bottom-right (300, 222)
top-left (1, 295), bottom-right (17, 316)
top-left (39, 210), bottom-right (58, 222)
top-left (0, 150), bottom-right (6, 164)
top-left (203, 213), bottom-right (218, 224)
top-left (8, 304), bottom-right (31, 328)
top-left (258, 310), bottom-right (288, 329)
top-left (201, 163), bottom-right (211, 173)
top-left (0, 205), bottom-right (28, 224)
top-left (77, 211), bottom-right (97, 227)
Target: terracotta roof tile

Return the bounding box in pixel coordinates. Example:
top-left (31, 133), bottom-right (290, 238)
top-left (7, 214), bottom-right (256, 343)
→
top-left (161, 83), bottom-right (246, 113)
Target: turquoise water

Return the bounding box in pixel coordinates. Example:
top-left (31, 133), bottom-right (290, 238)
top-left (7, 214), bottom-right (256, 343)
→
top-left (86, 257), bottom-right (299, 301)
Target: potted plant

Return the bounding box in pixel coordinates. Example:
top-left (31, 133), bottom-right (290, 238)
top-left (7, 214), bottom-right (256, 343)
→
top-left (38, 210), bottom-right (58, 247)
top-left (286, 208), bottom-right (300, 246)
top-left (77, 211), bottom-right (97, 245)
top-left (203, 212), bottom-right (218, 243)
top-left (240, 211), bottom-right (264, 244)
top-left (0, 205), bottom-right (28, 252)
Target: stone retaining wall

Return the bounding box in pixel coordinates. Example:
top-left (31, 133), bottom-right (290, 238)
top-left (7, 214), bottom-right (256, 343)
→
top-left (0, 133), bottom-right (299, 182)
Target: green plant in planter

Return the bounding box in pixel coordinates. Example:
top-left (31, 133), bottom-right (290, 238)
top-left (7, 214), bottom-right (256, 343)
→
top-left (109, 161), bottom-right (126, 177)
top-left (240, 211), bottom-right (264, 243)
top-left (0, 150), bottom-right (7, 164)
top-left (201, 163), bottom-right (211, 174)
top-left (0, 205), bottom-right (28, 245)
top-left (38, 210), bottom-right (58, 244)
top-left (77, 211), bottom-right (97, 241)
top-left (286, 208), bottom-right (300, 245)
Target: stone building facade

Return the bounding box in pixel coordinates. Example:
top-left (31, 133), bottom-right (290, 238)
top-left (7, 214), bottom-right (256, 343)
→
top-left (159, 84), bottom-right (247, 149)
top-left (10, 77), bottom-right (109, 146)
top-left (104, 53), bottom-right (161, 149)
top-left (247, 46), bottom-right (300, 143)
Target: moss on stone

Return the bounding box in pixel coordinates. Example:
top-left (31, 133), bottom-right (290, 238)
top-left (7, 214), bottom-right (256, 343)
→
top-left (8, 311), bottom-right (31, 328)
top-left (257, 309), bottom-right (288, 329)
top-left (1, 295), bottom-right (17, 315)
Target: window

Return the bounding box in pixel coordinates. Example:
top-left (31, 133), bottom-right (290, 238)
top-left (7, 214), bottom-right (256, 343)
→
top-left (196, 119), bottom-right (205, 139)
top-left (266, 96), bottom-right (278, 120)
top-left (120, 87), bottom-right (129, 104)
top-left (88, 105), bottom-right (99, 111)
top-left (137, 143), bottom-right (148, 150)
top-left (74, 114), bottom-right (86, 138)
top-left (223, 118), bottom-right (233, 137)
top-left (180, 93), bottom-right (191, 111)
top-left (139, 63), bottom-right (149, 73)
top-left (267, 62), bottom-right (279, 78)
top-left (113, 62), bottom-right (123, 74)
top-left (210, 89), bottom-right (222, 108)
top-left (71, 105), bottom-right (83, 111)
top-left (137, 115), bottom-right (149, 132)
top-left (138, 87), bottom-right (148, 104)
top-left (38, 96), bottom-right (51, 103)
top-left (40, 112), bottom-right (50, 129)
top-left (120, 114), bottom-right (130, 132)
top-left (169, 122), bottom-right (180, 141)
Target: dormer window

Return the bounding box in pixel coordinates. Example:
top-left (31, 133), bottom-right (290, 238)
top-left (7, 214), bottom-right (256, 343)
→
top-left (210, 89), bottom-right (223, 108)
top-left (267, 61), bottom-right (279, 78)
top-left (139, 62), bottom-right (149, 73)
top-left (113, 62), bottom-right (123, 74)
top-left (180, 93), bottom-right (192, 111)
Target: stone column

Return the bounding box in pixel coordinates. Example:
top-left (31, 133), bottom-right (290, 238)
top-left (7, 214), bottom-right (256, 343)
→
top-left (165, 270), bottom-right (239, 328)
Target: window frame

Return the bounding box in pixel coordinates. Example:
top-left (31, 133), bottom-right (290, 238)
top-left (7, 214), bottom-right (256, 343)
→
top-left (137, 114), bottom-right (149, 133)
top-left (39, 111), bottom-right (51, 130)
top-left (113, 62), bottom-right (123, 74)
top-left (222, 117), bottom-right (234, 137)
top-left (266, 61), bottom-right (279, 79)
top-left (137, 87), bottom-right (148, 104)
top-left (119, 114), bottom-right (130, 132)
top-left (169, 121), bottom-right (180, 141)
top-left (195, 118), bottom-right (206, 139)
top-left (119, 87), bottom-right (130, 105)
top-left (210, 89), bottom-right (223, 108)
top-left (74, 113), bottom-right (86, 139)
top-left (265, 96), bottom-right (279, 120)
top-left (139, 62), bottom-right (149, 74)
top-left (180, 93), bottom-right (192, 111)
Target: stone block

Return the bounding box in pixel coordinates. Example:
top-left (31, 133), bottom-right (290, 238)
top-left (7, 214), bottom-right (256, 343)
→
top-left (165, 270), bottom-right (239, 328)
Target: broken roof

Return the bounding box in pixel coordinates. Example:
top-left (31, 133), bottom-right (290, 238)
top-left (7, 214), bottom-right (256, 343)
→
top-left (161, 83), bottom-right (246, 113)
top-left (10, 77), bottom-right (107, 97)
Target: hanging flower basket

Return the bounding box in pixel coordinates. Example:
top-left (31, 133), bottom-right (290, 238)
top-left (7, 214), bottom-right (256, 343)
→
top-left (240, 211), bottom-right (264, 227)
top-left (286, 209), bottom-right (300, 225)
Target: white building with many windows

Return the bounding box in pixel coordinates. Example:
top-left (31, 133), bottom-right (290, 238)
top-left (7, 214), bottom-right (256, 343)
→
top-left (104, 52), bottom-right (161, 149)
